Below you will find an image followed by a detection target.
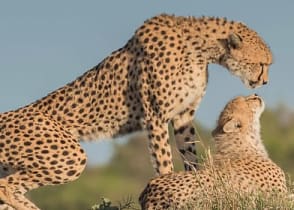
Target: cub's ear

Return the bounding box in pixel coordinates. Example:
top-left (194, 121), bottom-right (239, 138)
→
top-left (228, 33), bottom-right (243, 49)
top-left (223, 118), bottom-right (242, 133)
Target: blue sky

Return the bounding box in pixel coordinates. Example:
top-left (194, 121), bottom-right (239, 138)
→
top-left (0, 1), bottom-right (293, 165)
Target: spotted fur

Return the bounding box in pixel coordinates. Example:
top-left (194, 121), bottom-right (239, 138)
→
top-left (139, 95), bottom-right (287, 209)
top-left (0, 14), bottom-right (272, 209)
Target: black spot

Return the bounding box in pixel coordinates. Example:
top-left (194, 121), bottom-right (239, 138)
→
top-left (41, 150), bottom-right (49, 154)
top-left (67, 170), bottom-right (77, 176)
top-left (151, 37), bottom-right (158, 42)
top-left (36, 140), bottom-right (43, 145)
top-left (25, 149), bottom-right (33, 153)
top-left (50, 160), bottom-right (58, 165)
top-left (188, 147), bottom-right (194, 152)
top-left (24, 141), bottom-right (32, 146)
top-left (80, 159), bottom-right (87, 165)
top-left (54, 170), bottom-right (62, 174)
top-left (50, 145), bottom-right (58, 150)
top-left (175, 126), bottom-right (186, 135)
top-left (179, 149), bottom-right (186, 154)
top-left (62, 151), bottom-right (69, 156)
top-left (190, 127), bottom-right (196, 135)
top-left (154, 144), bottom-right (159, 150)
top-left (155, 135), bottom-right (160, 141)
top-left (19, 125), bottom-right (26, 130)
top-left (12, 151), bottom-right (18, 155)
top-left (66, 160), bottom-right (75, 165)
top-left (42, 170), bottom-right (49, 175)
top-left (184, 137), bottom-right (190, 142)
top-left (44, 133), bottom-right (50, 138)
top-left (45, 177), bottom-right (52, 182)
top-left (77, 98), bottom-right (83, 103)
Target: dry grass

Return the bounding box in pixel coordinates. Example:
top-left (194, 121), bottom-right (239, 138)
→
top-left (181, 187), bottom-right (294, 210)
top-left (157, 125), bottom-right (294, 210)
top-left (90, 188), bottom-right (294, 210)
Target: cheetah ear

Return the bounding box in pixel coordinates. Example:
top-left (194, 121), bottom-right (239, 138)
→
top-left (227, 33), bottom-right (243, 49)
top-left (223, 118), bottom-right (242, 133)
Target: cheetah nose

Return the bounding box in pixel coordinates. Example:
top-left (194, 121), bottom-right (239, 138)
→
top-left (254, 93), bottom-right (258, 96)
top-left (262, 80), bottom-right (268, 85)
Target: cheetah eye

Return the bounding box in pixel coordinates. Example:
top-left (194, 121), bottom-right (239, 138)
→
top-left (236, 123), bottom-right (242, 128)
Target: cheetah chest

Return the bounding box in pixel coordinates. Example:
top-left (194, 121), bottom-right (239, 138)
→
top-left (168, 65), bottom-right (208, 118)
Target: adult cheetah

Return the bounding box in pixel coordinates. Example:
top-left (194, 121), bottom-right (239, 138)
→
top-left (0, 14), bottom-right (272, 209)
top-left (139, 94), bottom-right (287, 209)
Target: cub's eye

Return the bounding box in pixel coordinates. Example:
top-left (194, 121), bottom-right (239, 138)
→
top-left (236, 123), bottom-right (242, 128)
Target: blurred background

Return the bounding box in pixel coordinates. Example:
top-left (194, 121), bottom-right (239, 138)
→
top-left (0, 1), bottom-right (293, 209)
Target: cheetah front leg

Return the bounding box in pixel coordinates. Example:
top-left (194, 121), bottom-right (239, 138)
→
top-left (147, 122), bottom-right (173, 175)
top-left (0, 172), bottom-right (40, 210)
top-left (0, 204), bottom-right (14, 210)
top-left (172, 107), bottom-right (198, 171)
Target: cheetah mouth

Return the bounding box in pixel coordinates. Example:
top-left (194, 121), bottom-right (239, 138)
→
top-left (246, 94), bottom-right (262, 102)
top-left (243, 79), bottom-right (262, 89)
top-left (246, 94), bottom-right (265, 111)
top-left (249, 81), bottom-right (257, 87)
top-left (254, 97), bottom-right (263, 106)
top-left (248, 80), bottom-right (261, 88)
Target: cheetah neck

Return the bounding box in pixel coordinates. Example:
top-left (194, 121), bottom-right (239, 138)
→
top-left (147, 15), bottom-right (248, 64)
top-left (213, 127), bottom-right (268, 159)
top-left (175, 16), bottom-right (245, 64)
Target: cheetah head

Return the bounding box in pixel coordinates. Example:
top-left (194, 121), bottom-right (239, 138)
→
top-left (218, 31), bottom-right (272, 89)
top-left (212, 94), bottom-right (264, 135)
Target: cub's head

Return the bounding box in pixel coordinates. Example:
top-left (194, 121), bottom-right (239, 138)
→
top-left (212, 94), bottom-right (264, 136)
top-left (218, 25), bottom-right (272, 89)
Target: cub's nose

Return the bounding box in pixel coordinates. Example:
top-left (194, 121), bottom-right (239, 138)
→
top-left (263, 80), bottom-right (268, 85)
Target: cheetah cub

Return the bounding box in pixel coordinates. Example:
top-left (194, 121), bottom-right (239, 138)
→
top-left (139, 94), bottom-right (287, 209)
